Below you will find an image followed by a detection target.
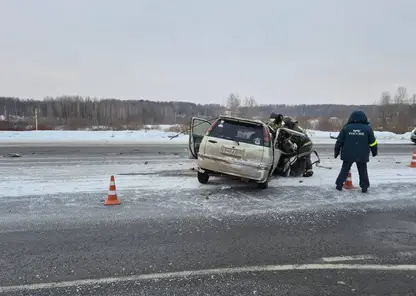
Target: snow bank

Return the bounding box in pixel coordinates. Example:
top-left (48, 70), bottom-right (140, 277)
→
top-left (0, 129), bottom-right (188, 144)
top-left (0, 129), bottom-right (412, 145)
top-left (80, 124), bottom-right (176, 131)
top-left (310, 130), bottom-right (412, 143)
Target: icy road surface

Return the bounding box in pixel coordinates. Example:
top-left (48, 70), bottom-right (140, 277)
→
top-left (1, 143), bottom-right (415, 231)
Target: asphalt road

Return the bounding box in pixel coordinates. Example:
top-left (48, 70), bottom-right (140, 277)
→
top-left (1, 143), bottom-right (416, 295)
top-left (1, 143), bottom-right (415, 157)
top-left (2, 209), bottom-right (416, 295)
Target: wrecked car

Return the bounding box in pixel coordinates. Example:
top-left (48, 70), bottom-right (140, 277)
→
top-left (188, 116), bottom-right (321, 189)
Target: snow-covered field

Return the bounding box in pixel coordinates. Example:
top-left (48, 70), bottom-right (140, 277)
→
top-left (0, 127), bottom-right (413, 144)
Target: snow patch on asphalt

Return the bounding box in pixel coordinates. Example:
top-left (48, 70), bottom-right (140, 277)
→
top-left (1, 151), bottom-right (416, 227)
top-left (2, 154), bottom-right (414, 198)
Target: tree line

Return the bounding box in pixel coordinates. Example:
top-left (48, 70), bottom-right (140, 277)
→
top-left (225, 89), bottom-right (416, 133)
top-left (0, 96), bottom-right (224, 130)
top-left (375, 86), bottom-right (416, 133)
top-left (1, 87), bottom-right (415, 133)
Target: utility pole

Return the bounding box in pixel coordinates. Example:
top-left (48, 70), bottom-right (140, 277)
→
top-left (34, 107), bottom-right (38, 130)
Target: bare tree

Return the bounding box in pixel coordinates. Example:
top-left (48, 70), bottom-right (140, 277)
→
top-left (243, 96), bottom-right (257, 107)
top-left (226, 93), bottom-right (241, 116)
top-left (380, 91), bottom-right (392, 105)
top-left (394, 86), bottom-right (408, 104)
top-left (376, 91), bottom-right (394, 130)
top-left (240, 96), bottom-right (258, 118)
top-left (410, 94), bottom-right (416, 105)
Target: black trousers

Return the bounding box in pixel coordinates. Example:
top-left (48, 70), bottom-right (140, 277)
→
top-left (335, 161), bottom-right (370, 189)
top-left (298, 144), bottom-right (313, 170)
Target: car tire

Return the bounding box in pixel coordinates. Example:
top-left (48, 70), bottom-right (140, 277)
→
top-left (197, 171), bottom-right (209, 184)
top-left (258, 180), bottom-right (268, 189)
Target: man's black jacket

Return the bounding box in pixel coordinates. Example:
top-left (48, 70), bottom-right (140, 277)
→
top-left (334, 110), bottom-right (378, 163)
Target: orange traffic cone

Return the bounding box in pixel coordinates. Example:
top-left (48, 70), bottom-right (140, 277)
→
top-left (105, 175), bottom-right (121, 205)
top-left (409, 151), bottom-right (416, 168)
top-left (343, 170), bottom-right (357, 189)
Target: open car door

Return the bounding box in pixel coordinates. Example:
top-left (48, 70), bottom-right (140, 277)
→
top-left (271, 128), bottom-right (282, 174)
top-left (264, 126), bottom-right (282, 178)
top-left (188, 117), bottom-right (213, 159)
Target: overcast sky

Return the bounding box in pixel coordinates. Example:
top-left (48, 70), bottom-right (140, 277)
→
top-left (1, 0), bottom-right (415, 105)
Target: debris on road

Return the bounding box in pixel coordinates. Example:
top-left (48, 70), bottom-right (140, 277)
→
top-left (3, 153), bottom-right (22, 158)
top-left (316, 163), bottom-right (332, 169)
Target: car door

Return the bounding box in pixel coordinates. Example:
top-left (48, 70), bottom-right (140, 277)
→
top-left (271, 128), bottom-right (282, 174)
top-left (188, 117), bottom-right (212, 159)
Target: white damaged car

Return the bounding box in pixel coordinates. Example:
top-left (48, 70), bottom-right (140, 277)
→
top-left (188, 116), bottom-right (320, 189)
top-left (188, 116), bottom-right (279, 189)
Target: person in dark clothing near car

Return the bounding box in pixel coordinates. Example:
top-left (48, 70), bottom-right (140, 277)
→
top-left (267, 112), bottom-right (284, 136)
top-left (334, 110), bottom-right (378, 193)
top-left (267, 113), bottom-right (314, 177)
top-left (282, 116), bottom-right (314, 177)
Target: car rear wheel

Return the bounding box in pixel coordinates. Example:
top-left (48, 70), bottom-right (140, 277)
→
top-left (258, 180), bottom-right (268, 189)
top-left (197, 171), bottom-right (209, 184)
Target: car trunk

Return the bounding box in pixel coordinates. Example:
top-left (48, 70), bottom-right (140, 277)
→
top-left (203, 118), bottom-right (265, 166)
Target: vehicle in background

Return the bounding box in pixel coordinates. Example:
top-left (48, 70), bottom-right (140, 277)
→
top-left (411, 128), bottom-right (416, 144)
top-left (188, 116), bottom-right (281, 189)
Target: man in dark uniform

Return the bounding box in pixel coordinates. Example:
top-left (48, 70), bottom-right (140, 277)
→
top-left (267, 112), bottom-right (284, 137)
top-left (282, 116), bottom-right (314, 177)
top-left (334, 110), bottom-right (378, 193)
